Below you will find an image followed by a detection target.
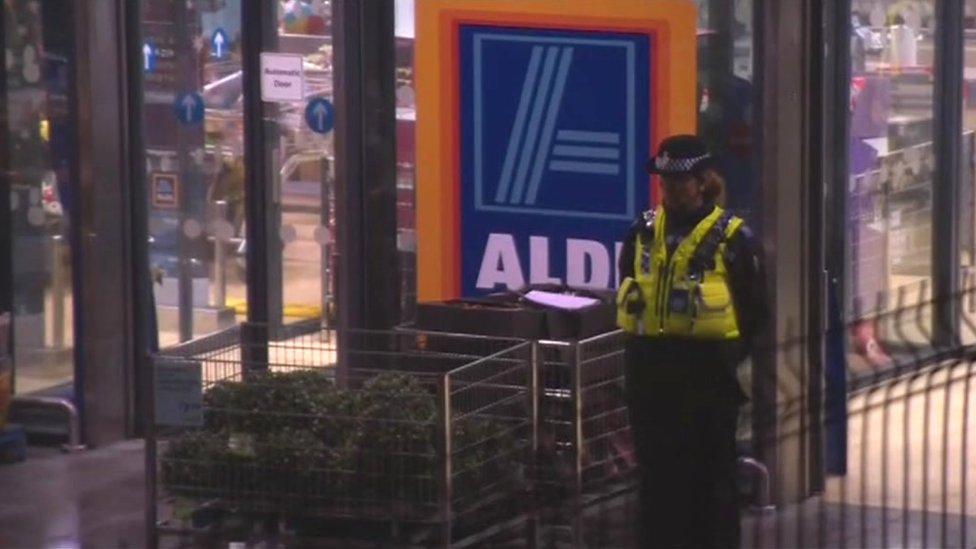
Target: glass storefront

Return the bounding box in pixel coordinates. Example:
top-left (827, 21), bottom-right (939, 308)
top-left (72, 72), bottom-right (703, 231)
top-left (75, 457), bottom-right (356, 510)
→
top-left (130, 0), bottom-right (763, 341)
top-left (142, 0), bottom-right (246, 346)
top-left (139, 0), bottom-right (336, 347)
top-left (4, 1), bottom-right (76, 395)
top-left (269, 0), bottom-right (335, 329)
top-left (1, 0), bottom-right (972, 452)
top-left (695, 0), bottom-right (759, 441)
top-left (696, 0), bottom-right (759, 227)
top-left (962, 1), bottom-right (976, 343)
top-left (0, 0), bottom-right (968, 495)
top-left (395, 0), bottom-right (416, 323)
top-left (847, 0), bottom-right (936, 369)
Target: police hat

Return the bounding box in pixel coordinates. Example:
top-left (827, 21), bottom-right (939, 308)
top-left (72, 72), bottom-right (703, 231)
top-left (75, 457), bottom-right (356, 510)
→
top-left (645, 134), bottom-right (713, 175)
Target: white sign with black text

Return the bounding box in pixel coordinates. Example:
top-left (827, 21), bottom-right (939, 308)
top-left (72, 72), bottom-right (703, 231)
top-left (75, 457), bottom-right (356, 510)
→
top-left (154, 359), bottom-right (203, 427)
top-left (260, 53), bottom-right (305, 102)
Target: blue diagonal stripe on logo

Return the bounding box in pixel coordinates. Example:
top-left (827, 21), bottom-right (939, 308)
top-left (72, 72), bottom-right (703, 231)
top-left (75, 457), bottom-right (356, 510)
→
top-left (508, 46), bottom-right (559, 205)
top-left (525, 47), bottom-right (574, 206)
top-left (494, 46), bottom-right (544, 205)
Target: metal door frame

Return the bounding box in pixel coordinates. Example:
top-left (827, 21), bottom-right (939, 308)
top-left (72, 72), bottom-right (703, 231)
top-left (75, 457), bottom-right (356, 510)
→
top-left (0, 0), bottom-right (11, 355)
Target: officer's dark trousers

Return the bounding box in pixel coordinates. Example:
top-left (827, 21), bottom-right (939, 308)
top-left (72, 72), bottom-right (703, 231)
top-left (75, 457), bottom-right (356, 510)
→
top-left (625, 337), bottom-right (743, 549)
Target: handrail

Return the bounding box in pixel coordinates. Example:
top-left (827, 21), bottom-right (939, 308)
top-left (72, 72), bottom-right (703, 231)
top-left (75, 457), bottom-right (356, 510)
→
top-left (739, 456), bottom-right (775, 513)
top-left (279, 151), bottom-right (332, 182)
top-left (11, 395), bottom-right (86, 452)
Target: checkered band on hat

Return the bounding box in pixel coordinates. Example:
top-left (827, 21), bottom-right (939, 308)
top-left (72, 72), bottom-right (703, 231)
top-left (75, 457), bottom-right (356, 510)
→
top-left (653, 152), bottom-right (711, 174)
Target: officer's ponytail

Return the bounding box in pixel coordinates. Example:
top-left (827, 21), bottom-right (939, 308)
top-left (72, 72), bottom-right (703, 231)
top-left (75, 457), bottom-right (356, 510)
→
top-left (695, 167), bottom-right (726, 206)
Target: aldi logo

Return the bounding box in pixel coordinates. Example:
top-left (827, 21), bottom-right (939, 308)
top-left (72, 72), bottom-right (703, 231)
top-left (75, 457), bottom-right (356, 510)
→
top-left (468, 30), bottom-right (642, 220)
top-left (415, 0), bottom-right (697, 300)
top-left (460, 26), bottom-right (650, 295)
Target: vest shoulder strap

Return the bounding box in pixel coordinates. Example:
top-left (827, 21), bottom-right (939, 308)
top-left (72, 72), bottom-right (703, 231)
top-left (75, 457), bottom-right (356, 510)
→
top-left (725, 216), bottom-right (745, 239)
top-left (689, 210), bottom-right (738, 274)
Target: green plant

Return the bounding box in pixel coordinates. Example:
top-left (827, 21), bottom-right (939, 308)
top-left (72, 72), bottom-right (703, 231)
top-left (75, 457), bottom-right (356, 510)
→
top-left (204, 369), bottom-right (334, 435)
top-left (161, 431), bottom-right (255, 498)
top-left (161, 369), bottom-right (521, 520)
top-left (347, 373), bottom-right (438, 501)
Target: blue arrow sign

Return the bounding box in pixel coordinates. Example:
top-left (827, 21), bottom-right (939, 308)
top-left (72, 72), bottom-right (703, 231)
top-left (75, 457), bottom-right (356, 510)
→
top-left (143, 42), bottom-right (156, 73)
top-left (305, 98), bottom-right (335, 134)
top-left (174, 92), bottom-right (205, 125)
top-left (211, 28), bottom-right (229, 59)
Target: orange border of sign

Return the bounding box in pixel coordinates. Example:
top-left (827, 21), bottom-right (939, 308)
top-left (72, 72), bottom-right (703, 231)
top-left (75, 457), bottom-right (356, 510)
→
top-left (416, 0), bottom-right (697, 302)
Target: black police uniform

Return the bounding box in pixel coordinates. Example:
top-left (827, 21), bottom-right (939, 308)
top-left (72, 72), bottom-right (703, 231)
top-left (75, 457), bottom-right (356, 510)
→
top-left (619, 201), bottom-right (768, 548)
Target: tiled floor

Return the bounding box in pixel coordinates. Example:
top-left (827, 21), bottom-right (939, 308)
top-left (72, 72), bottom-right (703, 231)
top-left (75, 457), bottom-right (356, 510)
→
top-left (0, 440), bottom-right (145, 549)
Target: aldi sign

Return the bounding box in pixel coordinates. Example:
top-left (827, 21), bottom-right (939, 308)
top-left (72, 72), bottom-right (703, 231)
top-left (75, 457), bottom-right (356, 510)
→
top-left (416, 0), bottom-right (697, 300)
top-left (461, 27), bottom-right (649, 295)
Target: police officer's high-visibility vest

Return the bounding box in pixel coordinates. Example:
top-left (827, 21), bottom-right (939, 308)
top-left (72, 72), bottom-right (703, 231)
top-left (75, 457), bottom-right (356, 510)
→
top-left (616, 205), bottom-right (744, 339)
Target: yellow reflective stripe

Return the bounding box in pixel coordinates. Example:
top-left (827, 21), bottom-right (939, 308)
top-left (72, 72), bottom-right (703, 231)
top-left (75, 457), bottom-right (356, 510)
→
top-left (725, 216), bottom-right (744, 239)
top-left (671, 207), bottom-right (723, 266)
top-left (616, 277), bottom-right (637, 305)
top-left (653, 206), bottom-right (666, 250)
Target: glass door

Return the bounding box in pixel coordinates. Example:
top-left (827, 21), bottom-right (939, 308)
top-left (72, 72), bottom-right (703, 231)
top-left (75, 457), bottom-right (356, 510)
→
top-left (140, 0), bottom-right (246, 346)
top-left (4, 1), bottom-right (77, 397)
top-left (846, 0), bottom-right (936, 371)
top-left (960, 0), bottom-right (976, 343)
top-left (138, 0), bottom-right (336, 348)
top-left (266, 0), bottom-right (336, 331)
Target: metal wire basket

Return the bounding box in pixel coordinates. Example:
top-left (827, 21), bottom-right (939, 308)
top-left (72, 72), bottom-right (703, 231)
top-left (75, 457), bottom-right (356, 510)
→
top-left (535, 330), bottom-right (638, 547)
top-left (147, 324), bottom-right (537, 547)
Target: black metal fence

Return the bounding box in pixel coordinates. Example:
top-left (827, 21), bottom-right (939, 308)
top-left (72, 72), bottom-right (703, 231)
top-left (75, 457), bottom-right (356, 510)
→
top-left (734, 285), bottom-right (976, 549)
top-left (565, 286), bottom-right (976, 548)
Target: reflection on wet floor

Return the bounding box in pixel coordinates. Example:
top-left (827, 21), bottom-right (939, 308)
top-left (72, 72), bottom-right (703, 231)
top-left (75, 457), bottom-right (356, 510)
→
top-left (0, 440), bottom-right (145, 548)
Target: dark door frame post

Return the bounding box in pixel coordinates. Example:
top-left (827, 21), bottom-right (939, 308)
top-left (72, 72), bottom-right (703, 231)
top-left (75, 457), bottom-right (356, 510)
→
top-left (933, 0), bottom-right (964, 348)
top-left (822, 0), bottom-right (853, 478)
top-left (240, 0), bottom-right (277, 373)
top-left (332, 0), bottom-right (400, 378)
top-left (756, 0), bottom-right (825, 504)
top-left (0, 0), bottom-right (10, 344)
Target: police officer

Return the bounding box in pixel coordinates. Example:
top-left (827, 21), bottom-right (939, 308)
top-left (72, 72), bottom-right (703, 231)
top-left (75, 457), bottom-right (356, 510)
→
top-left (617, 135), bottom-right (767, 548)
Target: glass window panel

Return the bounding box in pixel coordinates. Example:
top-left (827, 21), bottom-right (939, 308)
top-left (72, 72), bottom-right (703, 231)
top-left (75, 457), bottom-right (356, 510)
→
top-left (395, 0), bottom-right (416, 323)
top-left (271, 0), bottom-right (335, 328)
top-left (696, 0), bottom-right (759, 227)
top-left (962, 1), bottom-right (976, 343)
top-left (5, 1), bottom-right (76, 394)
top-left (141, 0), bottom-right (245, 346)
top-left (847, 0), bottom-right (935, 371)
top-left (696, 0), bottom-right (759, 451)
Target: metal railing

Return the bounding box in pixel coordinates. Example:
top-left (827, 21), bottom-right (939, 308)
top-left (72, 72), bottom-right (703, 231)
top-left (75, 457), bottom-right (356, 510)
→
top-left (10, 395), bottom-right (85, 452)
